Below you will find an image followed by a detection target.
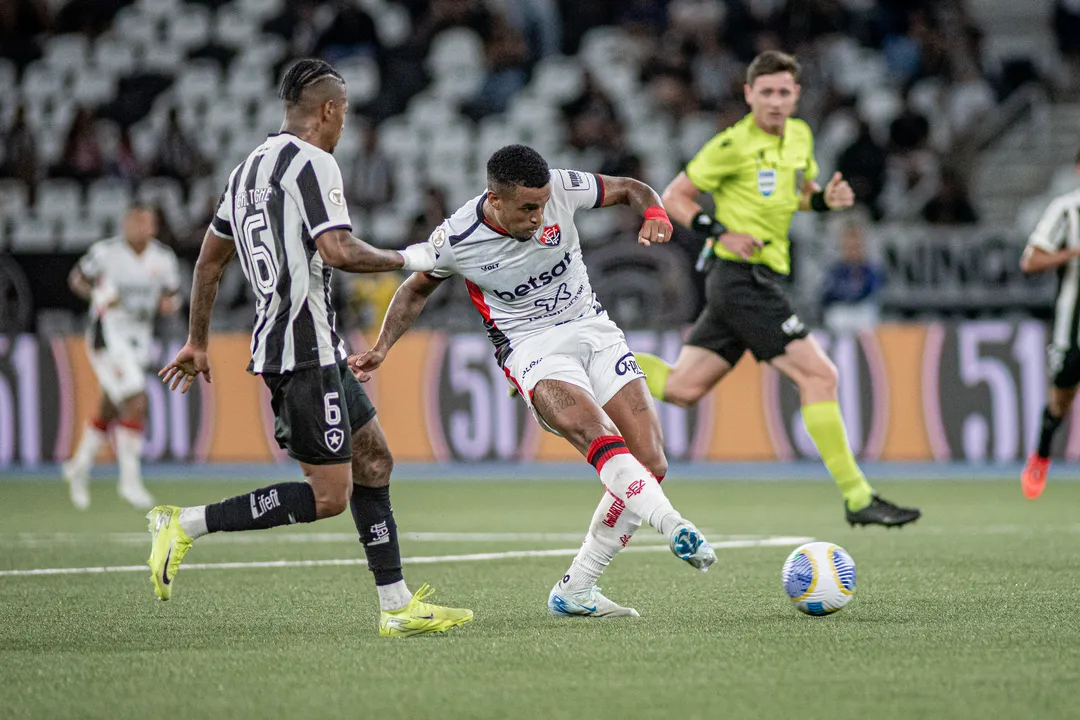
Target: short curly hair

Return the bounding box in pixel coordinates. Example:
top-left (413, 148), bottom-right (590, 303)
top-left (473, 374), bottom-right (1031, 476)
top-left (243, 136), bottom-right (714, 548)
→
top-left (487, 145), bottom-right (550, 194)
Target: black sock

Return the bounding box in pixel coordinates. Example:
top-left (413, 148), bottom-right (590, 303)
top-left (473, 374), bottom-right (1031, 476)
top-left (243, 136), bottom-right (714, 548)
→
top-left (350, 484), bottom-right (403, 586)
top-left (205, 482), bottom-right (318, 533)
top-left (1037, 407), bottom-right (1065, 459)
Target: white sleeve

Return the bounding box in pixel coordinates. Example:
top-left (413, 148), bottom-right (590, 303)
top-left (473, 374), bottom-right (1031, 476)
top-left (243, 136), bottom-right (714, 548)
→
top-left (550, 169), bottom-right (604, 212)
top-left (292, 152), bottom-right (353, 239)
top-left (424, 223), bottom-right (457, 280)
top-left (77, 242), bottom-right (105, 278)
top-left (1028, 196), bottom-right (1068, 253)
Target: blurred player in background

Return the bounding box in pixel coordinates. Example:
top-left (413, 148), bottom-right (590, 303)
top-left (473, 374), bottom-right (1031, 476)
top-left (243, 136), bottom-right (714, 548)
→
top-left (634, 50), bottom-right (921, 527)
top-left (351, 144), bottom-right (717, 619)
top-left (63, 204), bottom-right (180, 510)
top-left (153, 59), bottom-right (471, 637)
top-left (1019, 149), bottom-right (1080, 499)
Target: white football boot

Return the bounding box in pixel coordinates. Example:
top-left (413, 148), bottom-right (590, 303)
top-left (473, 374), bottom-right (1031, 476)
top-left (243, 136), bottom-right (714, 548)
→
top-left (548, 582), bottom-right (640, 618)
top-left (669, 522), bottom-right (717, 572)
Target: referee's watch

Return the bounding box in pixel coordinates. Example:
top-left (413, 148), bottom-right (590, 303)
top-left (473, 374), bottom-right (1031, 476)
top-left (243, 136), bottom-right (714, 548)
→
top-left (691, 211), bottom-right (727, 241)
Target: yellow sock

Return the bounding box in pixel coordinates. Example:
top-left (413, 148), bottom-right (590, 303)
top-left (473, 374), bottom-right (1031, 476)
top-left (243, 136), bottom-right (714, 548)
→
top-left (801, 401), bottom-right (873, 511)
top-left (633, 352), bottom-right (671, 402)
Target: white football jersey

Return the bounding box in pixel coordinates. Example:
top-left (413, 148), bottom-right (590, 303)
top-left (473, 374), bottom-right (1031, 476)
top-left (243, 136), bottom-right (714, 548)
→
top-left (428, 169), bottom-right (606, 363)
top-left (77, 237), bottom-right (180, 356)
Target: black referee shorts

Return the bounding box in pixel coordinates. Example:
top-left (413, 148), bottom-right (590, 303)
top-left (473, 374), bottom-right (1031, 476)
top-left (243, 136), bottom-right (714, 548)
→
top-left (261, 361), bottom-right (377, 465)
top-left (687, 259), bottom-right (810, 365)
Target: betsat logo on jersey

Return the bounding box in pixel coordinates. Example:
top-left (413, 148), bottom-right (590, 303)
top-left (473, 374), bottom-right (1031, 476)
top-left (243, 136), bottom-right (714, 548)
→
top-left (493, 251), bottom-right (574, 301)
top-left (539, 224), bottom-right (561, 247)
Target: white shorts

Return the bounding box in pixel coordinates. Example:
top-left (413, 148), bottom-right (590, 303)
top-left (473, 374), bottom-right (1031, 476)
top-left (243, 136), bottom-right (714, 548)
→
top-left (503, 314), bottom-right (645, 434)
top-left (88, 337), bottom-right (148, 405)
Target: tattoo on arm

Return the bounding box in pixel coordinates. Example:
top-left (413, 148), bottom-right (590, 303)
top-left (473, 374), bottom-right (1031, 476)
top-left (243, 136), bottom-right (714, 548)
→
top-left (631, 402), bottom-right (650, 416)
top-left (188, 229), bottom-right (234, 348)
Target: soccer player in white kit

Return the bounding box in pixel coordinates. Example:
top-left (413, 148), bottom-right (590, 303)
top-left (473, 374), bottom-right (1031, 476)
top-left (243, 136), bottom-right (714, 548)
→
top-left (63, 204), bottom-right (181, 510)
top-left (351, 145), bottom-right (717, 617)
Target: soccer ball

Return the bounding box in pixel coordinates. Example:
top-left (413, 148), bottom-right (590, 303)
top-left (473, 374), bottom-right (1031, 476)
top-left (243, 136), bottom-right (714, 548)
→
top-left (781, 541), bottom-right (856, 616)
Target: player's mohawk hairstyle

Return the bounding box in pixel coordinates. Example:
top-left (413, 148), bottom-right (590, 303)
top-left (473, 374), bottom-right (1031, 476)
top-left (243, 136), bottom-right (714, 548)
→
top-left (278, 58), bottom-right (344, 104)
top-left (487, 145), bottom-right (550, 191)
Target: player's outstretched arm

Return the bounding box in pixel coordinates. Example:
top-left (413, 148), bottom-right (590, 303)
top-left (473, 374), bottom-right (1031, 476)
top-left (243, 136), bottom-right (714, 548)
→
top-left (348, 272), bottom-right (444, 381)
top-left (1020, 245), bottom-right (1080, 274)
top-left (596, 175), bottom-right (674, 246)
top-left (159, 227), bottom-right (234, 393)
top-left (316, 228), bottom-right (437, 274)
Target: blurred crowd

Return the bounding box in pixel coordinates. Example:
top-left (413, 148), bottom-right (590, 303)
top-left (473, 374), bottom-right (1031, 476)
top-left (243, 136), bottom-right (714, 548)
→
top-left (1, 0), bottom-right (1074, 332)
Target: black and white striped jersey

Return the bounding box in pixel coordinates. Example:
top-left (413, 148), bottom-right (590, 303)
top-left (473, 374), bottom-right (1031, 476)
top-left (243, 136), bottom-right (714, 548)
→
top-left (1029, 188), bottom-right (1080, 350)
top-left (211, 132), bottom-right (350, 374)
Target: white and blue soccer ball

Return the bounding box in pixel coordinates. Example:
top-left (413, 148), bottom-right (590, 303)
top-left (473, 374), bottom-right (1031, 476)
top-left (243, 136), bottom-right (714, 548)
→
top-left (782, 541), bottom-right (856, 616)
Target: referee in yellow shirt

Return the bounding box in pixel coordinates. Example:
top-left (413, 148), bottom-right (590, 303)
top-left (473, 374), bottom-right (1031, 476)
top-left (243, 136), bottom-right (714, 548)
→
top-left (635, 51), bottom-right (920, 527)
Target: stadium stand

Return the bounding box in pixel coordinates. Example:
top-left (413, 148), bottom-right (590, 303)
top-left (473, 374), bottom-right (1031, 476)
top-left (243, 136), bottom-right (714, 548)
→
top-left (0, 0), bottom-right (1072, 334)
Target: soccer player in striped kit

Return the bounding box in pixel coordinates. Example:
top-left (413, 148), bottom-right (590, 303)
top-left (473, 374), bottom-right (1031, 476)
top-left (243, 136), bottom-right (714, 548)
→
top-left (1020, 150), bottom-right (1080, 499)
top-left (150, 59), bottom-right (471, 637)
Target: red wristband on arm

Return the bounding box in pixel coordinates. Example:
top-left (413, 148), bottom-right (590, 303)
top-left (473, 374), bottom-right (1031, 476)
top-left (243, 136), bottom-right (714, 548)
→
top-left (644, 205), bottom-right (673, 233)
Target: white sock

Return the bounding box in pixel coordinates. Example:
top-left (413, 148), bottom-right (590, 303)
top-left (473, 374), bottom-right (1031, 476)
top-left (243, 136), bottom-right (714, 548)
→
top-left (377, 580), bottom-right (412, 611)
top-left (179, 506), bottom-right (208, 539)
top-left (70, 421), bottom-right (107, 470)
top-left (561, 491), bottom-right (629, 593)
top-left (594, 451), bottom-right (682, 536)
top-left (114, 424), bottom-right (144, 491)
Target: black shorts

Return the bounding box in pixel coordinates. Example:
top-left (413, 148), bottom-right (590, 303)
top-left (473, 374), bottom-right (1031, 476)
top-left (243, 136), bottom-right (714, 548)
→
top-left (261, 361), bottom-right (377, 465)
top-left (687, 259), bottom-right (809, 365)
top-left (1049, 345), bottom-right (1080, 389)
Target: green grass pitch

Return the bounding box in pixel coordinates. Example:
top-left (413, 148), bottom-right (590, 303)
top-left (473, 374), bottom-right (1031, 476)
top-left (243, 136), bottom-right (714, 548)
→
top-left (1, 476), bottom-right (1078, 719)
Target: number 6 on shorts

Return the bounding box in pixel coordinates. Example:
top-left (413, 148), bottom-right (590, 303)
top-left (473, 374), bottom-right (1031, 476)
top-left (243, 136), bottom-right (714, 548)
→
top-left (324, 391), bottom-right (341, 426)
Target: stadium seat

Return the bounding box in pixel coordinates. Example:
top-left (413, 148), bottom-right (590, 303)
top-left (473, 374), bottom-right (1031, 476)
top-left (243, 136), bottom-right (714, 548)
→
top-left (338, 56), bottom-right (381, 105)
top-left (532, 56), bottom-right (585, 103)
top-left (138, 177), bottom-right (185, 230)
top-left (11, 215), bottom-right (57, 252)
top-left (43, 34), bottom-right (90, 75)
top-left (370, 208), bottom-right (406, 248)
top-left (92, 36), bottom-right (138, 78)
top-left (427, 29), bottom-right (484, 79)
top-left (236, 36), bottom-right (288, 73)
top-left (0, 58), bottom-right (15, 101)
top-left (477, 115), bottom-right (517, 160)
top-left (20, 61), bottom-right (64, 104)
top-left (59, 217), bottom-right (106, 252)
top-left (237, 0), bottom-right (285, 22)
top-left (166, 5), bottom-right (211, 50)
top-left (373, 2), bottom-right (412, 48)
top-left (136, 0), bottom-right (181, 19)
top-left (36, 180), bottom-right (83, 225)
top-left (225, 67), bottom-right (271, 104)
top-left (142, 44), bottom-right (185, 74)
top-left (86, 180), bottom-right (133, 225)
top-left (0, 180), bottom-right (29, 224)
top-left (175, 60), bottom-right (223, 105)
top-left (72, 72), bottom-right (116, 106)
top-left (679, 114), bottom-right (719, 162)
top-left (214, 6), bottom-right (258, 48)
top-left (114, 8), bottom-right (161, 48)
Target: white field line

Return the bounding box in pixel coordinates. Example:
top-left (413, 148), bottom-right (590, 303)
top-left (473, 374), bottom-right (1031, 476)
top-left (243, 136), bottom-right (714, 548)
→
top-left (0, 536), bottom-right (813, 578)
top-left (4, 530), bottom-right (739, 546)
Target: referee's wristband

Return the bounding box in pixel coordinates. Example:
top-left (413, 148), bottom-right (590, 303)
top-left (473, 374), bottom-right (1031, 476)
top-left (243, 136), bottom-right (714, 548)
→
top-left (810, 191), bottom-right (831, 213)
top-left (691, 211), bottom-right (727, 240)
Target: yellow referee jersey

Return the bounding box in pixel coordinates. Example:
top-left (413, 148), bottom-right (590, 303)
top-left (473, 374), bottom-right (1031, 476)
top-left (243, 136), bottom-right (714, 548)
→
top-left (685, 113), bottom-right (819, 275)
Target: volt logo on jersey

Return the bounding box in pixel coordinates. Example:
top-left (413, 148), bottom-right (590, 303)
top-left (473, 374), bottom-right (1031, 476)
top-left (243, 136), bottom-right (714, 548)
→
top-left (539, 224), bottom-right (561, 247)
top-left (758, 168), bottom-right (777, 197)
